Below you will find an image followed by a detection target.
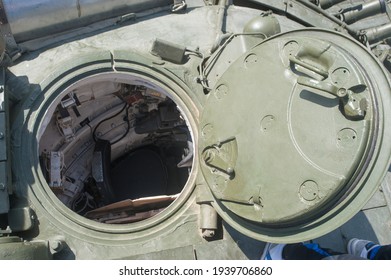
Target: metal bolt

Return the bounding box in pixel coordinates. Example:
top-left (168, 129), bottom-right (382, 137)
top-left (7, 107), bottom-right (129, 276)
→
top-left (49, 240), bottom-right (64, 253)
top-left (337, 88), bottom-right (348, 97)
top-left (202, 229), bottom-right (215, 239)
top-left (0, 132), bottom-right (4, 140)
top-left (0, 183), bottom-right (5, 191)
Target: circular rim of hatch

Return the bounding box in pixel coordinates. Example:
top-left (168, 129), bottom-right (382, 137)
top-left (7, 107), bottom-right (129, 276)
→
top-left (21, 53), bottom-right (199, 240)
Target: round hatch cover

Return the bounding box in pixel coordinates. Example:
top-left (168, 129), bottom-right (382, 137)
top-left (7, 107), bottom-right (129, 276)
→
top-left (199, 29), bottom-right (391, 242)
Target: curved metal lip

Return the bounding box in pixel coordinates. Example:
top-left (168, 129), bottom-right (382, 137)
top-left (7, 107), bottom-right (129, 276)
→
top-left (28, 66), bottom-right (199, 239)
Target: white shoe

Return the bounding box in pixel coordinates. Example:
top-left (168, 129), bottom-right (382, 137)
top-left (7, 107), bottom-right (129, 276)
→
top-left (261, 243), bottom-right (286, 260)
top-left (347, 238), bottom-right (380, 259)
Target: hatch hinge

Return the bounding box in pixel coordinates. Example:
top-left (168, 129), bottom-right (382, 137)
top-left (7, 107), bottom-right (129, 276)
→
top-left (196, 184), bottom-right (219, 239)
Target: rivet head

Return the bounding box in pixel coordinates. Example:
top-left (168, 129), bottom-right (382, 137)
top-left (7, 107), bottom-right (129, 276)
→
top-left (49, 240), bottom-right (64, 253)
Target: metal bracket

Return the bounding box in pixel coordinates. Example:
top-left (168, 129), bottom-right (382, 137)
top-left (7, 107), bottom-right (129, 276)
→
top-left (92, 140), bottom-right (116, 205)
top-left (172, 0), bottom-right (187, 13)
top-left (297, 76), bottom-right (368, 119)
top-left (0, 226), bottom-right (11, 235)
top-left (202, 137), bottom-right (237, 177)
top-left (48, 151), bottom-right (63, 188)
top-left (150, 38), bottom-right (187, 64)
top-left (8, 207), bottom-right (34, 232)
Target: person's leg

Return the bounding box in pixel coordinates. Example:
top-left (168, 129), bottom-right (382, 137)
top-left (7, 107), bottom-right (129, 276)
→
top-left (261, 242), bottom-right (344, 260)
top-left (282, 243), bottom-right (343, 260)
top-left (372, 245), bottom-right (391, 260)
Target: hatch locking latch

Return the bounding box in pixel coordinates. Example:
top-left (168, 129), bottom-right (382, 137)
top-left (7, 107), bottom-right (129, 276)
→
top-left (297, 76), bottom-right (368, 119)
top-left (202, 137), bottom-right (237, 178)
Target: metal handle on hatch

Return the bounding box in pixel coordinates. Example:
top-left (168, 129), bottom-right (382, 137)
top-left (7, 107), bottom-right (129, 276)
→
top-left (289, 56), bottom-right (329, 79)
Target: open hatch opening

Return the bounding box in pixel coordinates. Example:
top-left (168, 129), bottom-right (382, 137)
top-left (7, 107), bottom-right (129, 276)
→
top-left (38, 76), bottom-right (194, 224)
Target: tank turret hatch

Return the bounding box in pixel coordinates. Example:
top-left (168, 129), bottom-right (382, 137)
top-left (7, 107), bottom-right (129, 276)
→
top-left (199, 29), bottom-right (391, 243)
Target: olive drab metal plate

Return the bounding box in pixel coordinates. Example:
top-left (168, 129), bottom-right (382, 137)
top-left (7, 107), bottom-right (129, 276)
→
top-left (199, 30), bottom-right (391, 234)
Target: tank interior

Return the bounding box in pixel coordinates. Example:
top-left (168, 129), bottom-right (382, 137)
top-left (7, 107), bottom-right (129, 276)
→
top-left (38, 78), bottom-right (193, 224)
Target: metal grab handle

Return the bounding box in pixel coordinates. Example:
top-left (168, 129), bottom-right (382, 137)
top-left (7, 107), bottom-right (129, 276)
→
top-left (289, 56), bottom-right (329, 79)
